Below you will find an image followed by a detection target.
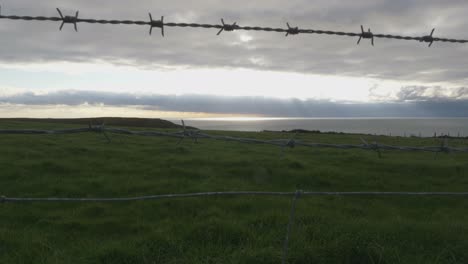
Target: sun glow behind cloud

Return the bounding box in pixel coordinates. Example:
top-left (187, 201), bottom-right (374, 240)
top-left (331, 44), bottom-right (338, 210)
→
top-left (1, 0), bottom-right (467, 118)
top-left (1, 59), bottom-right (467, 118)
top-left (0, 60), bottom-right (415, 102)
top-left (0, 103), bottom-right (240, 119)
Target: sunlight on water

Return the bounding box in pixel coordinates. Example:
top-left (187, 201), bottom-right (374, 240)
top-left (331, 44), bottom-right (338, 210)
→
top-left (190, 117), bottom-right (287, 121)
top-left (180, 118), bottom-right (468, 137)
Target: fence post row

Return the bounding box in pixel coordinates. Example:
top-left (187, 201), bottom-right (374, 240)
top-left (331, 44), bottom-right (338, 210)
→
top-left (0, 125), bottom-right (467, 155)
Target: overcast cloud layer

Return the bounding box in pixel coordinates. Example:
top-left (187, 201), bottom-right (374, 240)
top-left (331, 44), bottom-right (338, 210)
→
top-left (1, 90), bottom-right (467, 117)
top-left (0, 0), bottom-right (467, 82)
top-left (0, 0), bottom-right (467, 117)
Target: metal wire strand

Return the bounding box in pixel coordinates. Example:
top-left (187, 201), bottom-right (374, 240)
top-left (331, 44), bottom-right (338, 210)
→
top-left (0, 126), bottom-right (467, 154)
top-left (3, 191), bottom-right (468, 203)
top-left (0, 6), bottom-right (467, 45)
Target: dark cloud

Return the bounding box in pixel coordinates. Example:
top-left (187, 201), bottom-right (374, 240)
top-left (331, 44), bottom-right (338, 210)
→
top-left (1, 90), bottom-right (468, 117)
top-left (455, 87), bottom-right (468, 97)
top-left (396, 86), bottom-right (434, 101)
top-left (0, 0), bottom-right (467, 84)
top-left (396, 85), bottom-right (468, 101)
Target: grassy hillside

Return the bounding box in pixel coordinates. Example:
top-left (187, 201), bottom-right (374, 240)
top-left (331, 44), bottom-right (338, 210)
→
top-left (1, 120), bottom-right (468, 264)
top-left (0, 118), bottom-right (192, 129)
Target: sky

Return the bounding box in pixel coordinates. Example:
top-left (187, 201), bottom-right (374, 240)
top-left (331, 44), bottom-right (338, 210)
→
top-left (0, 0), bottom-right (467, 118)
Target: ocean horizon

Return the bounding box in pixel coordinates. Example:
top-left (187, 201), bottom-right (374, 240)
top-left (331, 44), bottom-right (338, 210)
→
top-left (175, 117), bottom-right (468, 137)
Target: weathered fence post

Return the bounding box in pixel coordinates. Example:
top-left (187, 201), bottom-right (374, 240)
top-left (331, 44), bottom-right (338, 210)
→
top-left (282, 190), bottom-right (302, 264)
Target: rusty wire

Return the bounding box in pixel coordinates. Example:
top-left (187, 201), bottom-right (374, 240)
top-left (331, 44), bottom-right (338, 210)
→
top-left (1, 6), bottom-right (467, 46)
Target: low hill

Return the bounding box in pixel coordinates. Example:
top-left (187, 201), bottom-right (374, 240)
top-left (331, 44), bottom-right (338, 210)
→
top-left (0, 117), bottom-right (196, 129)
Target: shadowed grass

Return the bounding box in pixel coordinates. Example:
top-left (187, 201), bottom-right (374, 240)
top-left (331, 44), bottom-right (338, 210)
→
top-left (1, 120), bottom-right (468, 263)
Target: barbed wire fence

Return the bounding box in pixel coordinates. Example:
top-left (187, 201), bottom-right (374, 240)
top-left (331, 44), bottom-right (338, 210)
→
top-left (1, 122), bottom-right (467, 157)
top-left (2, 5), bottom-right (468, 263)
top-left (2, 121), bottom-right (468, 262)
top-left (1, 5), bottom-right (468, 46)
top-left (3, 190), bottom-right (468, 263)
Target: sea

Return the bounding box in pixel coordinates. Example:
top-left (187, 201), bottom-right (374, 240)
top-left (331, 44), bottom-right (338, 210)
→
top-left (175, 118), bottom-right (468, 138)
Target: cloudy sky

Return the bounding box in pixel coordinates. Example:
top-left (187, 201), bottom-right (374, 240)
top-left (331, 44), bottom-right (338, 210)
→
top-left (0, 0), bottom-right (467, 118)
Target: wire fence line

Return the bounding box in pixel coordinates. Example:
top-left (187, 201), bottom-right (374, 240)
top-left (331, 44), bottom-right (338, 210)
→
top-left (4, 191), bottom-right (468, 203)
top-left (1, 124), bottom-right (467, 156)
top-left (4, 190), bottom-right (468, 263)
top-left (4, 190), bottom-right (468, 262)
top-left (2, 7), bottom-right (467, 263)
top-left (2, 126), bottom-right (467, 263)
top-left (1, 6), bottom-right (467, 46)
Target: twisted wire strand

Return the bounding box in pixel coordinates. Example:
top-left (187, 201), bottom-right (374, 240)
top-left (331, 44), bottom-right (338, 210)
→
top-left (165, 22), bottom-right (221, 29)
top-left (0, 15), bottom-right (61, 22)
top-left (1, 126), bottom-right (467, 153)
top-left (77, 18), bottom-right (149, 25)
top-left (1, 9), bottom-right (467, 44)
top-left (3, 191), bottom-right (468, 203)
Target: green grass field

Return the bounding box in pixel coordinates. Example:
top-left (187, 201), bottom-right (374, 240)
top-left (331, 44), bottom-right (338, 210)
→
top-left (1, 120), bottom-right (468, 264)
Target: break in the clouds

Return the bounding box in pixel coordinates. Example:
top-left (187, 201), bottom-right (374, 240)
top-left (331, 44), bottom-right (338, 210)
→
top-left (0, 0), bottom-right (467, 117)
top-left (1, 90), bottom-right (468, 117)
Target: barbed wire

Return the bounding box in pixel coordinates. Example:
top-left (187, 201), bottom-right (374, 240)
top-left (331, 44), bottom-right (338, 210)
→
top-left (1, 6), bottom-right (467, 46)
top-left (1, 124), bottom-right (466, 261)
top-left (0, 5), bottom-right (465, 256)
top-left (1, 124), bottom-right (467, 157)
top-left (3, 191), bottom-right (468, 203)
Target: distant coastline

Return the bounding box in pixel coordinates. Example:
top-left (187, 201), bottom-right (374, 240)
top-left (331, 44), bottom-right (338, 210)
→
top-left (179, 118), bottom-right (468, 138)
top-left (1, 117), bottom-right (467, 138)
top-left (0, 117), bottom-right (193, 129)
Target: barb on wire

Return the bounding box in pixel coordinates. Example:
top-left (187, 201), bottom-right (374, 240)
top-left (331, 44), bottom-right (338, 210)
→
top-left (421, 28), bottom-right (435, 47)
top-left (357, 25), bottom-right (374, 46)
top-left (176, 120), bottom-right (187, 145)
top-left (217, 18), bottom-right (238, 35)
top-left (56, 8), bottom-right (79, 32)
top-left (149, 13), bottom-right (164, 36)
top-left (280, 133), bottom-right (297, 158)
top-left (360, 137), bottom-right (382, 158)
top-left (176, 120), bottom-right (200, 145)
top-left (285, 22), bottom-right (299, 37)
top-left (440, 138), bottom-right (450, 153)
top-left (0, 6), bottom-right (467, 46)
top-left (434, 138), bottom-right (450, 159)
top-left (89, 121), bottom-right (111, 143)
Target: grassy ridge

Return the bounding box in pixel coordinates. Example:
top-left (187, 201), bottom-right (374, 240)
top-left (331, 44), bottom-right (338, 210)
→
top-left (1, 120), bottom-right (468, 263)
top-left (0, 118), bottom-right (191, 129)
